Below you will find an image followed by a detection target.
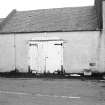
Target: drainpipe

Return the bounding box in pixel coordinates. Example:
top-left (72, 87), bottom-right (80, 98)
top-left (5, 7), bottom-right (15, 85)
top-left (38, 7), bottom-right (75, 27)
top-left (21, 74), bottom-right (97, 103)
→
top-left (97, 30), bottom-right (103, 71)
top-left (44, 57), bottom-right (48, 73)
top-left (14, 33), bottom-right (17, 72)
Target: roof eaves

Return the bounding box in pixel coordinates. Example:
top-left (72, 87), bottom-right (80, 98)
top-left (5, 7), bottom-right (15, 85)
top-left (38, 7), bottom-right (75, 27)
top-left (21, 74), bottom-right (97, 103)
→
top-left (0, 29), bottom-right (101, 34)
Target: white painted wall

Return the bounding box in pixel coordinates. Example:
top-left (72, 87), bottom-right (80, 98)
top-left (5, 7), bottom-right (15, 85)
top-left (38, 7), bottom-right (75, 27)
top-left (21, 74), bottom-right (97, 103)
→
top-left (15, 31), bottom-right (100, 73)
top-left (98, 31), bottom-right (105, 72)
top-left (44, 32), bottom-right (99, 73)
top-left (0, 31), bottom-right (102, 73)
top-left (0, 34), bottom-right (14, 72)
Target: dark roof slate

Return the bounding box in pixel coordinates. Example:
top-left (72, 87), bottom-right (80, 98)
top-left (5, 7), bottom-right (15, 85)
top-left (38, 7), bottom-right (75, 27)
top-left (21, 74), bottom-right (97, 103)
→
top-left (0, 18), bottom-right (4, 23)
top-left (0, 6), bottom-right (99, 33)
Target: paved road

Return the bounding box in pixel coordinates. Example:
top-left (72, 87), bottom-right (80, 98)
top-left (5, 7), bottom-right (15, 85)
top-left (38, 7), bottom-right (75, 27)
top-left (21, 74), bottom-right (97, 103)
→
top-left (0, 78), bottom-right (105, 105)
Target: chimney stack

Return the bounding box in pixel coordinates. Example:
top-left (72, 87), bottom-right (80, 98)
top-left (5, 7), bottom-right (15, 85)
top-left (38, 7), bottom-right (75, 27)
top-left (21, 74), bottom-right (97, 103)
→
top-left (95, 0), bottom-right (103, 30)
top-left (102, 0), bottom-right (105, 30)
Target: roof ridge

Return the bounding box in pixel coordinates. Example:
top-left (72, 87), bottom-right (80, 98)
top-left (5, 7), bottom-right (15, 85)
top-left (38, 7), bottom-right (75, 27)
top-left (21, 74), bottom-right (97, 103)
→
top-left (16, 6), bottom-right (95, 13)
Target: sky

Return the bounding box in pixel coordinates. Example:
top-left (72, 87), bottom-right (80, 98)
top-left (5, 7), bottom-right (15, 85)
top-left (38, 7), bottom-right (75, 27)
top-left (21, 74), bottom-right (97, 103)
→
top-left (0, 0), bottom-right (94, 18)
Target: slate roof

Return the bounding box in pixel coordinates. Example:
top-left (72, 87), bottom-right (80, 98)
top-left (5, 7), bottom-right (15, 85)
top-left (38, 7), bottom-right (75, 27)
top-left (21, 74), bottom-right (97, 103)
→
top-left (0, 18), bottom-right (4, 23)
top-left (0, 6), bottom-right (100, 33)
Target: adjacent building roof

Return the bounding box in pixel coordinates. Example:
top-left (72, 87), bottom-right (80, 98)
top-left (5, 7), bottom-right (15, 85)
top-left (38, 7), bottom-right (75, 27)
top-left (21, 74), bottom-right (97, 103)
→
top-left (0, 6), bottom-right (100, 33)
top-left (0, 18), bottom-right (4, 23)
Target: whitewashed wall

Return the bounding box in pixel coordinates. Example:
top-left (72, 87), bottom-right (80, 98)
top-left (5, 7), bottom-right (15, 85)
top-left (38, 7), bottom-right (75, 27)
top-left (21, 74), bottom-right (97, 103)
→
top-left (98, 31), bottom-right (105, 72)
top-left (0, 31), bottom-right (103, 73)
top-left (15, 31), bottom-right (100, 73)
top-left (0, 35), bottom-right (14, 72)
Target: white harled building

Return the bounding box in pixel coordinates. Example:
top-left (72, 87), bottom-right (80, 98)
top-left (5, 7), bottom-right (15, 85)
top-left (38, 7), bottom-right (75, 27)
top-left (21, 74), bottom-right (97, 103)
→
top-left (0, 0), bottom-right (104, 74)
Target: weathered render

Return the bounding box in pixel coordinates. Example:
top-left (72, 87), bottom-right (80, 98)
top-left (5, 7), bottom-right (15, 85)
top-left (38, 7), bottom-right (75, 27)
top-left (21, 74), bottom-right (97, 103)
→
top-left (0, 0), bottom-right (105, 74)
top-left (15, 31), bottom-right (100, 73)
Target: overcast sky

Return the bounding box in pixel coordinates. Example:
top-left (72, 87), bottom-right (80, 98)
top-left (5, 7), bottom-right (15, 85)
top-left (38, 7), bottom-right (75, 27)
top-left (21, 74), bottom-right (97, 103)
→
top-left (0, 0), bottom-right (94, 18)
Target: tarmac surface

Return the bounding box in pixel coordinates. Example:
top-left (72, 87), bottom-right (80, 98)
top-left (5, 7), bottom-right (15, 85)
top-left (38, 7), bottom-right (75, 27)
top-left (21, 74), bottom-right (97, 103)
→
top-left (0, 78), bottom-right (105, 105)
